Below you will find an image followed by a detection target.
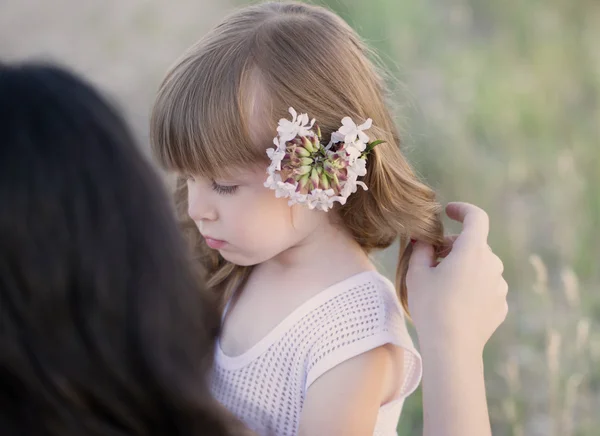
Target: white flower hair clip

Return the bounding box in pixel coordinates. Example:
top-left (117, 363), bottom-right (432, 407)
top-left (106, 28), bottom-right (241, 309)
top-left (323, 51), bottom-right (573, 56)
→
top-left (264, 107), bottom-right (384, 212)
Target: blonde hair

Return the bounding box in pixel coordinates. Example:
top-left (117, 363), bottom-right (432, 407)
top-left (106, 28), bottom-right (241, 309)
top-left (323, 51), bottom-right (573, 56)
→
top-left (150, 1), bottom-right (444, 315)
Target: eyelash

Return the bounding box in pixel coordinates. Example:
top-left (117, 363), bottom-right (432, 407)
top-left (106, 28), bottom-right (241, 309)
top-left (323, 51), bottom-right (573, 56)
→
top-left (184, 175), bottom-right (239, 195)
top-left (211, 181), bottom-right (239, 195)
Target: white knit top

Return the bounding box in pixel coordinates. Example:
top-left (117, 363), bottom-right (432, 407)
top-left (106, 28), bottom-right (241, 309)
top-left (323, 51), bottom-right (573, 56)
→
top-left (209, 271), bottom-right (422, 436)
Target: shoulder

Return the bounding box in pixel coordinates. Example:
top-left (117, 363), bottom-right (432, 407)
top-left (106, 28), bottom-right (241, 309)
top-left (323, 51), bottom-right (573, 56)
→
top-left (306, 270), bottom-right (409, 356)
top-left (303, 270), bottom-right (401, 323)
top-left (305, 270), bottom-right (421, 397)
top-left (298, 272), bottom-right (422, 434)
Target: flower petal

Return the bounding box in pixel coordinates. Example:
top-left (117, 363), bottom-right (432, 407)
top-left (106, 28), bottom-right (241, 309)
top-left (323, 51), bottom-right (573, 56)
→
top-left (358, 118), bottom-right (372, 130)
top-left (341, 117), bottom-right (355, 127)
top-left (351, 158), bottom-right (367, 176)
top-left (357, 131), bottom-right (370, 144)
top-left (344, 133), bottom-right (356, 144)
top-left (333, 131), bottom-right (346, 142)
top-left (356, 181), bottom-right (368, 191)
top-left (297, 113), bottom-right (308, 125)
top-left (337, 124), bottom-right (353, 135)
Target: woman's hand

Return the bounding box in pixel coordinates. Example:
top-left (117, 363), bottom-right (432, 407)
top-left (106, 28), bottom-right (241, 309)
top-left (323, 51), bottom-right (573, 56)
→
top-left (407, 202), bottom-right (508, 436)
top-left (407, 201), bottom-right (508, 355)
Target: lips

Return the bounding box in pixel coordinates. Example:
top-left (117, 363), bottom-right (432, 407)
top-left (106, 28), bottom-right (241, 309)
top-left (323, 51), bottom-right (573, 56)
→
top-left (203, 235), bottom-right (227, 249)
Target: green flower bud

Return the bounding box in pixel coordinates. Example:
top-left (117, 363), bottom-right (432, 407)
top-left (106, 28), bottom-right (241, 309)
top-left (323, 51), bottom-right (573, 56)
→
top-left (302, 136), bottom-right (315, 153)
top-left (331, 173), bottom-right (341, 191)
top-left (296, 146), bottom-right (311, 157)
top-left (296, 165), bottom-right (312, 176)
top-left (310, 168), bottom-right (320, 190)
top-left (298, 173), bottom-right (310, 193)
top-left (320, 173), bottom-right (330, 189)
top-left (312, 134), bottom-right (320, 150)
top-left (300, 157), bottom-right (313, 166)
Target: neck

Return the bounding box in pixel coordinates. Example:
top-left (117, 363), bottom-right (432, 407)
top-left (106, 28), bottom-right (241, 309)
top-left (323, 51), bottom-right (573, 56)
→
top-left (261, 218), bottom-right (375, 278)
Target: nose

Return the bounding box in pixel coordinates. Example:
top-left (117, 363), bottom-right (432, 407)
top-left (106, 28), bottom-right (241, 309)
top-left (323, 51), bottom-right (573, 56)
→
top-left (187, 181), bottom-right (218, 222)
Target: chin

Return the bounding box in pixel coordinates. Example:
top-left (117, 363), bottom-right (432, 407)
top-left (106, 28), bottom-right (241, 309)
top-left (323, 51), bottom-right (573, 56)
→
top-left (219, 251), bottom-right (261, 267)
top-left (219, 248), bottom-right (280, 267)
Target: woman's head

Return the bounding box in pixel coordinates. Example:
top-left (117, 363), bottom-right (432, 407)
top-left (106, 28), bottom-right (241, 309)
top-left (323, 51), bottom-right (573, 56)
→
top-left (0, 62), bottom-right (245, 436)
top-left (151, 1), bottom-right (444, 312)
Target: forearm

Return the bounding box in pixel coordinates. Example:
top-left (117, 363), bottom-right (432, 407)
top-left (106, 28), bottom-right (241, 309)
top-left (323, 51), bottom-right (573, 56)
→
top-left (420, 343), bottom-right (491, 436)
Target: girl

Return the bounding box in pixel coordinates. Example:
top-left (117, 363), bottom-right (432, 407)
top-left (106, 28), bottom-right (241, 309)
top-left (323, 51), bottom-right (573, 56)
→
top-left (0, 62), bottom-right (251, 436)
top-left (151, 2), bottom-right (507, 435)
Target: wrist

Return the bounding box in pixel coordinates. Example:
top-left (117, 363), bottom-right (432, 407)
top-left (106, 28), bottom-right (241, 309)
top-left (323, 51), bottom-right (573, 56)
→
top-left (416, 334), bottom-right (484, 362)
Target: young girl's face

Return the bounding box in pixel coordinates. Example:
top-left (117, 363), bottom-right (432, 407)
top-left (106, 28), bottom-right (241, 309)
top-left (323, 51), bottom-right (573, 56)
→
top-left (186, 165), bottom-right (325, 266)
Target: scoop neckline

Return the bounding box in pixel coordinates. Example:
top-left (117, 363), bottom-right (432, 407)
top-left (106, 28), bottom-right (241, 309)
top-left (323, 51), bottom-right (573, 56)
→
top-left (215, 269), bottom-right (390, 370)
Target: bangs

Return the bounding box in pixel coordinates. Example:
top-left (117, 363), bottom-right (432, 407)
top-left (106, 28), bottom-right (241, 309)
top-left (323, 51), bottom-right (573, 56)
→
top-left (150, 53), bottom-right (271, 180)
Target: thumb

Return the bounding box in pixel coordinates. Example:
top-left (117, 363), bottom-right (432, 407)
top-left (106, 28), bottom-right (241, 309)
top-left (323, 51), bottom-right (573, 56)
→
top-left (408, 241), bottom-right (436, 269)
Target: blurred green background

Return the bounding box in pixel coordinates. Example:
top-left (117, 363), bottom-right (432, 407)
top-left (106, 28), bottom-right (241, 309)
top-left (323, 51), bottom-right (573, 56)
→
top-left (2, 0), bottom-right (598, 434)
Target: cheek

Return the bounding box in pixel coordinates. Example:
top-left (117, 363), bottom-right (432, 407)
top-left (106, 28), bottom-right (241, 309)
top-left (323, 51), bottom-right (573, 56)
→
top-left (248, 197), bottom-right (294, 241)
top-left (226, 179), bottom-right (324, 253)
top-left (235, 190), bottom-right (297, 245)
top-left (288, 206), bottom-right (324, 238)
top-left (249, 199), bottom-right (322, 249)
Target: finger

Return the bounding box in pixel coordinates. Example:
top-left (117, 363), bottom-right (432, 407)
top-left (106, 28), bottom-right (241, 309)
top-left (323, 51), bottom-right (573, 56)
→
top-left (446, 202), bottom-right (490, 237)
top-left (500, 300), bottom-right (509, 323)
top-left (493, 254), bottom-right (505, 275)
top-left (499, 278), bottom-right (509, 298)
top-left (446, 202), bottom-right (490, 250)
top-left (437, 234), bottom-right (459, 258)
top-left (409, 241), bottom-right (436, 269)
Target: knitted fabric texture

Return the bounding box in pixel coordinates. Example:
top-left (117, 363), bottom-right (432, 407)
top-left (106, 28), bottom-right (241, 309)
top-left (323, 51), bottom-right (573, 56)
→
top-left (210, 271), bottom-right (422, 436)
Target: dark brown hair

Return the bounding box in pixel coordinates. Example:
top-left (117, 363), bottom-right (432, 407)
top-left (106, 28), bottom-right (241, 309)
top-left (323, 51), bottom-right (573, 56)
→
top-left (0, 62), bottom-right (250, 436)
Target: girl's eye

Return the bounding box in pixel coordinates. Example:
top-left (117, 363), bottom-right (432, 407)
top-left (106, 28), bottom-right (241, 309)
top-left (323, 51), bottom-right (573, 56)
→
top-left (211, 181), bottom-right (239, 195)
